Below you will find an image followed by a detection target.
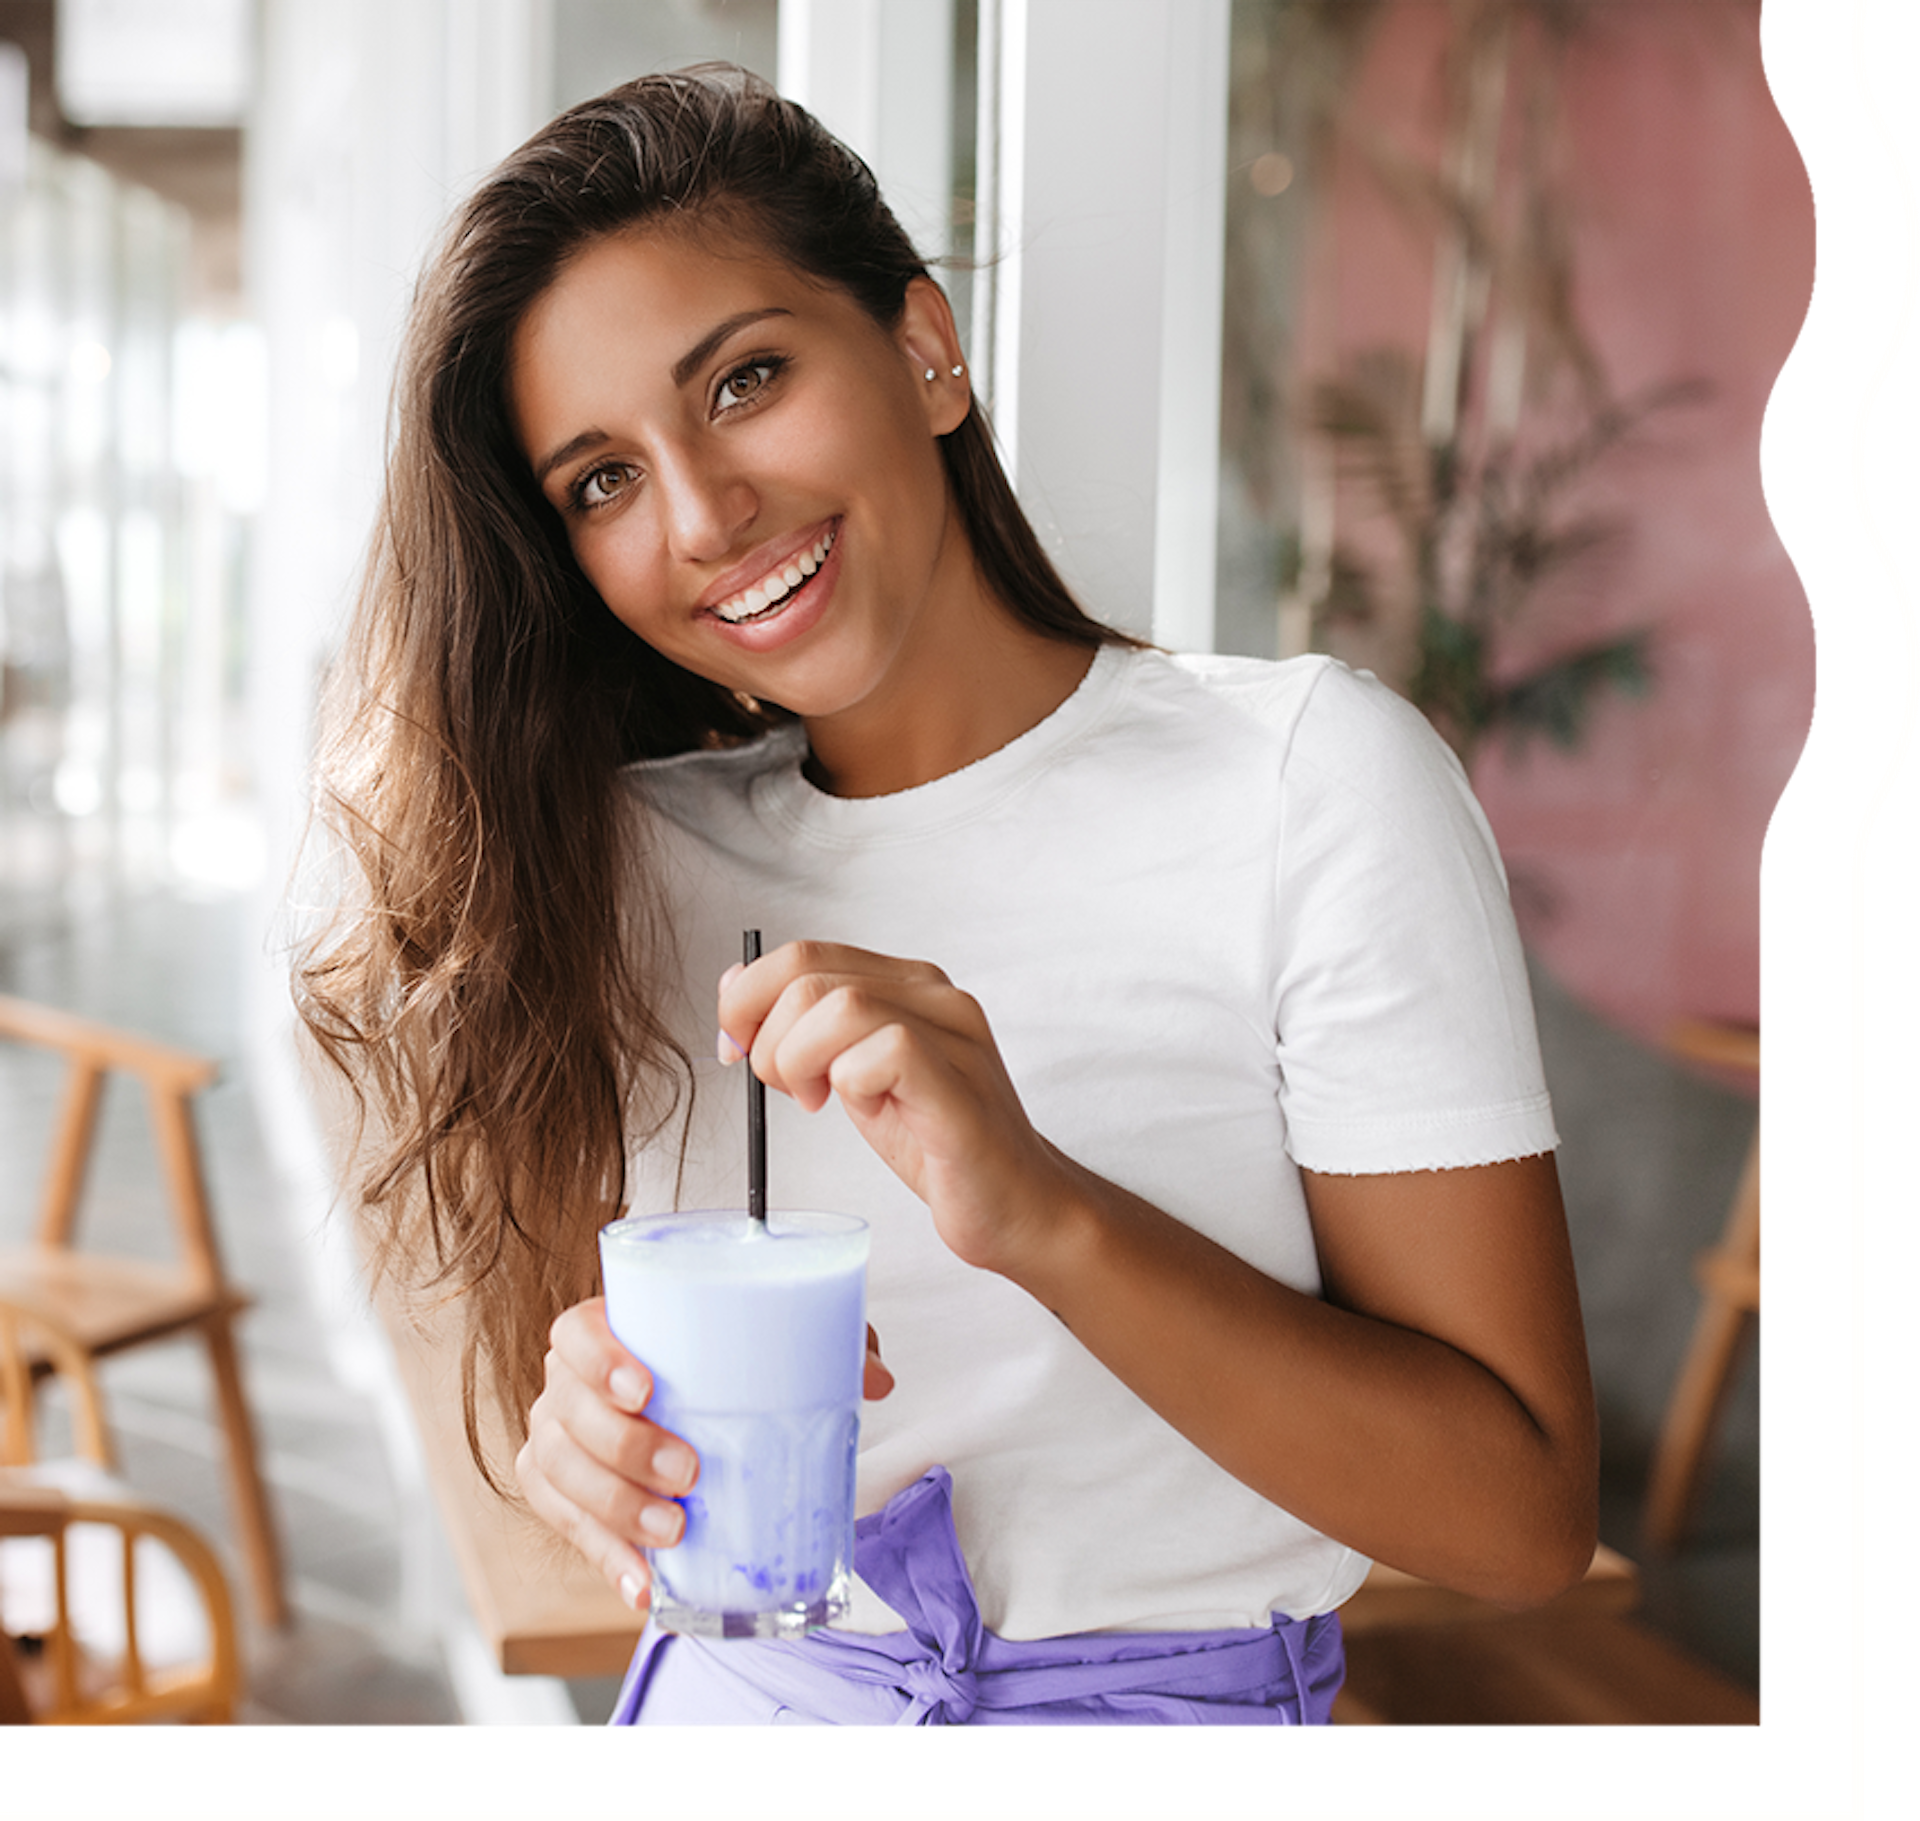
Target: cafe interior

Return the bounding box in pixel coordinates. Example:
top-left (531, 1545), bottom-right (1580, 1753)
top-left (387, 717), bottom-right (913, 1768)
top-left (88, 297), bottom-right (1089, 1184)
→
top-left (0, 0), bottom-right (1827, 1793)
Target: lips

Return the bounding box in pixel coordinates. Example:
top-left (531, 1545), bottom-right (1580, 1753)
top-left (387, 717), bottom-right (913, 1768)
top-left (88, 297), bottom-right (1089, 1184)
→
top-left (706, 523), bottom-right (838, 625)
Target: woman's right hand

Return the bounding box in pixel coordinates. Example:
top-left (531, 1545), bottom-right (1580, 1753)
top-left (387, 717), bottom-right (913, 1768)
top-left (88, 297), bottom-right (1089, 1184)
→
top-left (516, 1297), bottom-right (895, 1608)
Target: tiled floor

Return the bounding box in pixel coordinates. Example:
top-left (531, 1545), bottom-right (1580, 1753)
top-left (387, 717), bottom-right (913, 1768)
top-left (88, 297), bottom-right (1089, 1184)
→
top-left (3, 866), bottom-right (1758, 1724)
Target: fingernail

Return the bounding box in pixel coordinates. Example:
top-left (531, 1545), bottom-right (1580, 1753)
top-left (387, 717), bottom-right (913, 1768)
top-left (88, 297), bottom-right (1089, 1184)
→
top-left (618, 1572), bottom-right (647, 1610)
top-left (640, 1502), bottom-right (681, 1544)
top-left (609, 1366), bottom-right (648, 1410)
top-left (653, 1441), bottom-right (695, 1489)
top-left (720, 961), bottom-right (745, 989)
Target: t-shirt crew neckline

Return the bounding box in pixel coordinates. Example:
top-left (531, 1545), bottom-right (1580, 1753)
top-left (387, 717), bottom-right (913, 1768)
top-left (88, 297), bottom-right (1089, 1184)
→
top-left (756, 641), bottom-right (1134, 849)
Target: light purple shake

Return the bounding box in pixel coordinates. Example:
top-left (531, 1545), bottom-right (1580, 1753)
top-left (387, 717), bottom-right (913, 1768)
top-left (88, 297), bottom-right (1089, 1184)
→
top-left (599, 1209), bottom-right (869, 1638)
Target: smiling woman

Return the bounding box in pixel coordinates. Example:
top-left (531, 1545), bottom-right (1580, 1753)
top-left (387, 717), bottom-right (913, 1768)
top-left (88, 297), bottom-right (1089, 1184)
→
top-left (293, 63), bottom-right (1596, 1729)
top-left (508, 230), bottom-right (1089, 793)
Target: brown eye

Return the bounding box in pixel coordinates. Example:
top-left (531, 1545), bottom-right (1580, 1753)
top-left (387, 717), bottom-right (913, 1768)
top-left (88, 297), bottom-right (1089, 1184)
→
top-left (714, 358), bottom-right (782, 415)
top-left (573, 463), bottom-right (637, 510)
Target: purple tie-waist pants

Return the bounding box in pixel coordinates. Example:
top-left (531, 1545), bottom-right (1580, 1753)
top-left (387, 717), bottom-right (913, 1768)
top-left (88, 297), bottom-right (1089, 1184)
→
top-left (609, 1466), bottom-right (1345, 1725)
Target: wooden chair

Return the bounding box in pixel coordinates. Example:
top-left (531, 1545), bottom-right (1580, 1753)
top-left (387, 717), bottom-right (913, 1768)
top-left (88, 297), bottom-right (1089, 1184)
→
top-left (2, 1296), bottom-right (243, 1723)
top-left (0, 996), bottom-right (288, 1625)
top-left (1642, 1019), bottom-right (1761, 1554)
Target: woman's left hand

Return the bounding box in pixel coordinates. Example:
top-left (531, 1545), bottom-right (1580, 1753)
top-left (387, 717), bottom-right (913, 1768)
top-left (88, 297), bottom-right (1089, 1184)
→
top-left (718, 940), bottom-right (1071, 1278)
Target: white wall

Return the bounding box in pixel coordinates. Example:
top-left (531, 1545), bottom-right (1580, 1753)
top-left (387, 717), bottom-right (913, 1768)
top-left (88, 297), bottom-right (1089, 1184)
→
top-left (975, 0), bottom-right (1228, 643)
top-left (241, 0), bottom-right (555, 1330)
top-left (243, 0), bottom-right (551, 909)
top-left (778, 0), bottom-right (955, 262)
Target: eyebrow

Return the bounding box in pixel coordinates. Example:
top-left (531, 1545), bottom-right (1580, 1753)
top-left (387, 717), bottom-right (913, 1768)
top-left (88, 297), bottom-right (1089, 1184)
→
top-left (671, 306), bottom-right (792, 388)
top-left (532, 306), bottom-right (794, 487)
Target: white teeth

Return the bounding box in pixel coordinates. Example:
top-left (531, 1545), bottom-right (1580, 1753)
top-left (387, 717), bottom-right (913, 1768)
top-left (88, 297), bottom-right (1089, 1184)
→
top-left (711, 526), bottom-right (836, 624)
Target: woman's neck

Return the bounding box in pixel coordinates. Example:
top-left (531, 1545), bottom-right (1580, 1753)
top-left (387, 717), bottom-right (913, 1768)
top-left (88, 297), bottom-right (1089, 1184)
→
top-left (801, 607), bottom-right (1097, 799)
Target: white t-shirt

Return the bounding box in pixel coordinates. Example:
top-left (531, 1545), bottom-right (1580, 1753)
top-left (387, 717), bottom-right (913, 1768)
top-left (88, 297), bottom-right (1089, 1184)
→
top-left (617, 644), bottom-right (1557, 1639)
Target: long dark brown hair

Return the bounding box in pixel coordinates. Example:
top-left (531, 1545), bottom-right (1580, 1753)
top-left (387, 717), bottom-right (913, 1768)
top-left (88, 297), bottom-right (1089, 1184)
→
top-left (294, 64), bottom-right (1133, 1488)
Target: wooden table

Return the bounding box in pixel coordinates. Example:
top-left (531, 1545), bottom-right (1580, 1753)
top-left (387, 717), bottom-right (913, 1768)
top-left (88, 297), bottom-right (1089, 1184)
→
top-left (1337, 1543), bottom-right (1638, 1634)
top-left (378, 1297), bottom-right (642, 1679)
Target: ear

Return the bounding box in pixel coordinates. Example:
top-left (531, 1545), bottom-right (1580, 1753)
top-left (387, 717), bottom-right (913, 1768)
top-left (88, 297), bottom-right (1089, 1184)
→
top-left (896, 276), bottom-right (971, 436)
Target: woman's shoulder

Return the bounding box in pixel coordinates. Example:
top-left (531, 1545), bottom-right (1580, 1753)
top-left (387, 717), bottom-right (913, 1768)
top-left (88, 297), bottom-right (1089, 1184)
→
top-left (1128, 648), bottom-right (1475, 842)
top-left (1156, 647), bottom-right (1339, 722)
top-left (1141, 649), bottom-right (1442, 764)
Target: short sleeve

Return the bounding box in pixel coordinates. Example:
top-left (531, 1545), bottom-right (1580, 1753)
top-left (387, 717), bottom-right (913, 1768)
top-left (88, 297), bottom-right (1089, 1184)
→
top-left (1270, 663), bottom-right (1558, 1174)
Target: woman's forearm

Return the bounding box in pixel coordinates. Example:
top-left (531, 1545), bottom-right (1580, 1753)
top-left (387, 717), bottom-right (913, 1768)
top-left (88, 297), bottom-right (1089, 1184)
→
top-left (719, 943), bottom-right (1598, 1608)
top-left (1009, 1150), bottom-right (1599, 1609)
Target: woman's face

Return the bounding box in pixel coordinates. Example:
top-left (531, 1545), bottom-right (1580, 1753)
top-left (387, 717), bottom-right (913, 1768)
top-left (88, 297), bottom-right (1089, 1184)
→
top-left (508, 227), bottom-right (974, 725)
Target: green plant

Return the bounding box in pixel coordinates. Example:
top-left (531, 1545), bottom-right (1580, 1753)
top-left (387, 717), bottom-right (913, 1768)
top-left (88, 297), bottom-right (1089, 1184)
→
top-left (1278, 0), bottom-right (1707, 763)
top-left (1312, 350), bottom-right (1706, 760)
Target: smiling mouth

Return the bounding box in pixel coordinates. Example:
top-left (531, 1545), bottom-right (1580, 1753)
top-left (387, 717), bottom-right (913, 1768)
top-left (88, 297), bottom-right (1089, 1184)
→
top-left (708, 524), bottom-right (838, 625)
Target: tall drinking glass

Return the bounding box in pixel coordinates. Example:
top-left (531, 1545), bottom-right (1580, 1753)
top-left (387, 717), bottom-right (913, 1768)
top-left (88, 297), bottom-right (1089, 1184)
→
top-left (598, 1208), bottom-right (870, 1639)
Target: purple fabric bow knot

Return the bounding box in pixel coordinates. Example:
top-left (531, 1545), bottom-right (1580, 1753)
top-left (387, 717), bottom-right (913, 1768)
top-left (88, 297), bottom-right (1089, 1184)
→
top-left (770, 1467), bottom-right (1344, 1725)
top-left (788, 1467), bottom-right (1000, 1723)
top-left (900, 1653), bottom-right (978, 1723)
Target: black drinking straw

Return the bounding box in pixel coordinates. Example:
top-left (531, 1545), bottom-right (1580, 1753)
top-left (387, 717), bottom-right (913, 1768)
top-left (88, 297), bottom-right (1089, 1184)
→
top-left (743, 929), bottom-right (767, 1224)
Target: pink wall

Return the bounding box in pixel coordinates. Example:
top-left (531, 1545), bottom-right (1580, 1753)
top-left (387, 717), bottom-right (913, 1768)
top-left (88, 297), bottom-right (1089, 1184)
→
top-left (1300, 1), bottom-right (1813, 1053)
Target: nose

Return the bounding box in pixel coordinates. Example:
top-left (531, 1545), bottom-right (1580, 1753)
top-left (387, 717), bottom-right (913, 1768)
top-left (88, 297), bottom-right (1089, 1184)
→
top-left (655, 442), bottom-right (757, 564)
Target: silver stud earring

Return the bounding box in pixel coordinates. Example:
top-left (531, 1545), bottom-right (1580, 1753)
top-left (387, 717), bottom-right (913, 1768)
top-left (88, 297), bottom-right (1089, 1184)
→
top-left (951, 364), bottom-right (965, 378)
top-left (923, 366), bottom-right (937, 381)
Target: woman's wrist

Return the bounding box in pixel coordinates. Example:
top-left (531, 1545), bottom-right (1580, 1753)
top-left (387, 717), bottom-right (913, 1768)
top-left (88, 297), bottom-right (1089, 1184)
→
top-left (984, 1141), bottom-right (1119, 1319)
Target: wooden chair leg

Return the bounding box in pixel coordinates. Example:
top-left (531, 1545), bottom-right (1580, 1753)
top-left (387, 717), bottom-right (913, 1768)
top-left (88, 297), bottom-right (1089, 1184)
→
top-left (147, 1079), bottom-right (289, 1624)
top-left (1643, 1297), bottom-right (1755, 1552)
top-left (145, 1082), bottom-right (229, 1291)
top-left (0, 1637), bottom-right (29, 1725)
top-left (200, 1316), bottom-right (290, 1629)
top-left (37, 1061), bottom-right (106, 1250)
top-left (1643, 1136), bottom-right (1760, 1554)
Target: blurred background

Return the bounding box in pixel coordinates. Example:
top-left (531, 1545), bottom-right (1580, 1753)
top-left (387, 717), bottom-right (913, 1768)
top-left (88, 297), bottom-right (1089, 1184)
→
top-left (2, 0), bottom-right (1803, 1728)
